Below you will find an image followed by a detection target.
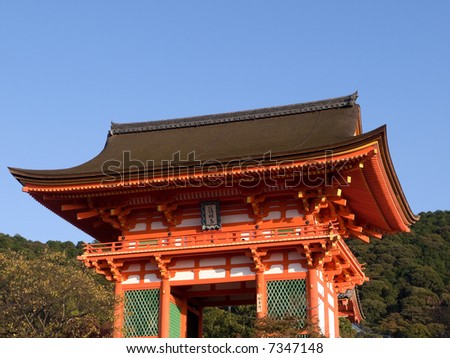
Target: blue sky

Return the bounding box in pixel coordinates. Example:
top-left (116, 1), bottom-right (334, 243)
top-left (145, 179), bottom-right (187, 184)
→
top-left (1, 1), bottom-right (449, 244)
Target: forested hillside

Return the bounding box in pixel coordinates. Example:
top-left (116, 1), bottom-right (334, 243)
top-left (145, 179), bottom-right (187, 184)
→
top-left (1, 210), bottom-right (449, 338)
top-left (348, 210), bottom-right (450, 337)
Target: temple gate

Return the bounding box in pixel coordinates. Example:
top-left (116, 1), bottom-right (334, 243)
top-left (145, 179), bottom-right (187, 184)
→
top-left (9, 93), bottom-right (417, 337)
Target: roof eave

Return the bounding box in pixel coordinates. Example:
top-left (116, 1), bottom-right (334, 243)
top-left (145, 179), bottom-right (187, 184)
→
top-left (8, 126), bottom-right (419, 232)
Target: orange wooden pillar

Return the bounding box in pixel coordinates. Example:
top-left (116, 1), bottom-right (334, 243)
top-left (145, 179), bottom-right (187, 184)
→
top-left (256, 270), bottom-right (267, 318)
top-left (113, 282), bottom-right (124, 338)
top-left (159, 277), bottom-right (171, 338)
top-left (307, 268), bottom-right (319, 328)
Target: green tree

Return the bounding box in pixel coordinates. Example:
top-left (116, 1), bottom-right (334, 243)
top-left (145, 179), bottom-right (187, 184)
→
top-left (338, 317), bottom-right (357, 338)
top-left (253, 315), bottom-right (322, 338)
top-left (0, 250), bottom-right (114, 337)
top-left (348, 210), bottom-right (450, 337)
top-left (203, 306), bottom-right (255, 338)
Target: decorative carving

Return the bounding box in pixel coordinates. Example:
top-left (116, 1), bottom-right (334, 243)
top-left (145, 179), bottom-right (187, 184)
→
top-left (157, 203), bottom-right (179, 227)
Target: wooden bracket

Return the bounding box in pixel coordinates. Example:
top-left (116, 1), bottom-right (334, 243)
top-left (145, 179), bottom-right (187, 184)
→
top-left (247, 248), bottom-right (267, 272)
top-left (82, 195), bottom-right (132, 231)
top-left (97, 207), bottom-right (131, 230)
top-left (246, 195), bottom-right (267, 222)
top-left (85, 259), bottom-right (123, 282)
top-left (300, 243), bottom-right (313, 267)
top-left (106, 259), bottom-right (124, 282)
top-left (154, 255), bottom-right (171, 279)
top-left (90, 260), bottom-right (108, 278)
top-left (157, 203), bottom-right (179, 226)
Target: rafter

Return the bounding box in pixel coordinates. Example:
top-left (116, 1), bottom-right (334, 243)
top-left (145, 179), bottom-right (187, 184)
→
top-left (77, 210), bottom-right (99, 220)
top-left (363, 227), bottom-right (383, 239)
top-left (61, 203), bottom-right (89, 211)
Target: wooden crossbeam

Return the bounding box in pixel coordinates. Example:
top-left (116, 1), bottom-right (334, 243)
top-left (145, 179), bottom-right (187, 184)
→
top-left (186, 287), bottom-right (255, 298)
top-left (77, 210), bottom-right (99, 220)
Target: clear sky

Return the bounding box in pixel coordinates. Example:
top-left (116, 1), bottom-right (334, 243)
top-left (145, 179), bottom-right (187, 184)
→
top-left (1, 1), bottom-right (449, 244)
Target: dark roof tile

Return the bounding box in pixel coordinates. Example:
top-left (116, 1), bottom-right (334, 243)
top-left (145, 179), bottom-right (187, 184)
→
top-left (110, 92), bottom-right (358, 135)
top-left (10, 93), bottom-right (361, 178)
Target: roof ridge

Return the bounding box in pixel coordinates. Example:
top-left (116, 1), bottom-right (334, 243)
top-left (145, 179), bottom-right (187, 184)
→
top-left (110, 92), bottom-right (358, 136)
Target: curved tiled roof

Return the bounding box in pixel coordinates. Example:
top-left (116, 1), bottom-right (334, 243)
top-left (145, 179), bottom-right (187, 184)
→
top-left (9, 92), bottom-right (418, 241)
top-left (9, 92), bottom-right (361, 179)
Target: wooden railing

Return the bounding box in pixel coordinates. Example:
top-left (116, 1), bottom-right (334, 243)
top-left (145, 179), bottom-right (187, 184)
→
top-left (82, 222), bottom-right (339, 256)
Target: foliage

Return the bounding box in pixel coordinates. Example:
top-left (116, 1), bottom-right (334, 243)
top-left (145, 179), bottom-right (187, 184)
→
top-left (348, 210), bottom-right (450, 337)
top-left (0, 233), bottom-right (84, 259)
top-left (0, 234), bottom-right (114, 338)
top-left (254, 315), bottom-right (322, 338)
top-left (203, 306), bottom-right (323, 338)
top-left (338, 317), bottom-right (357, 338)
top-left (203, 306), bottom-right (256, 338)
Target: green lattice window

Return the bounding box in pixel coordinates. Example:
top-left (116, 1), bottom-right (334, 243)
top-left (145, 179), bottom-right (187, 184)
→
top-left (267, 279), bottom-right (307, 320)
top-left (169, 301), bottom-right (182, 338)
top-left (123, 289), bottom-right (159, 337)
